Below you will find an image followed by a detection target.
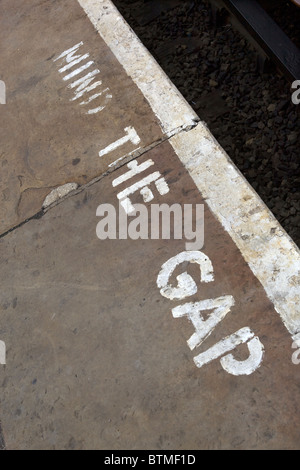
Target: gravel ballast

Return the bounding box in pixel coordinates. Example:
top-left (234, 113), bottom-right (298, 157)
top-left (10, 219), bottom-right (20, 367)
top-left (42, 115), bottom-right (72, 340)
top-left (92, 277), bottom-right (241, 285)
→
top-left (112, 0), bottom-right (300, 246)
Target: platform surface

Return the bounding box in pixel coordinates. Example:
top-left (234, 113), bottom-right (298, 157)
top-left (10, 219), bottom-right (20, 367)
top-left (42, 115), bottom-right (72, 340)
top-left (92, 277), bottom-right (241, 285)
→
top-left (0, 0), bottom-right (299, 450)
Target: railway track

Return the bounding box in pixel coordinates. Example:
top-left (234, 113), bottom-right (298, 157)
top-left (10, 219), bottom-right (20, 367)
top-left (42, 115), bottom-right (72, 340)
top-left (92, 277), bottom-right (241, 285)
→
top-left (113, 0), bottom-right (300, 247)
top-left (218, 0), bottom-right (300, 81)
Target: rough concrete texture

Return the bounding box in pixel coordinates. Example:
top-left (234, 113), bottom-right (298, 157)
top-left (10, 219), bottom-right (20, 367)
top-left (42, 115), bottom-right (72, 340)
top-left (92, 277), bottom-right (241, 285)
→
top-left (0, 0), bottom-right (299, 451)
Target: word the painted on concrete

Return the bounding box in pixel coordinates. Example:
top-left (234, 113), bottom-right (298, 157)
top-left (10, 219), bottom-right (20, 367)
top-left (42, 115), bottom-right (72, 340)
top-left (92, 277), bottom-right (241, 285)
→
top-left (96, 202), bottom-right (204, 250)
top-left (0, 341), bottom-right (6, 365)
top-left (157, 251), bottom-right (264, 376)
top-left (292, 80), bottom-right (300, 105)
top-left (0, 80), bottom-right (5, 104)
top-left (54, 42), bottom-right (112, 114)
top-left (99, 127), bottom-right (141, 158)
top-left (112, 159), bottom-right (170, 215)
top-left (291, 339), bottom-right (300, 364)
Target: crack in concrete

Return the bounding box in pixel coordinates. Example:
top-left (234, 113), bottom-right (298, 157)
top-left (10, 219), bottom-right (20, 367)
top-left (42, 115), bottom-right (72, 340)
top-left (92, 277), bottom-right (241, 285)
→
top-left (0, 119), bottom-right (200, 240)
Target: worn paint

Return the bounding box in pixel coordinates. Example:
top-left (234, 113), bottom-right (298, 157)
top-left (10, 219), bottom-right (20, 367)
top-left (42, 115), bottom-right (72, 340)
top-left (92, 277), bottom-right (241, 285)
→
top-left (172, 296), bottom-right (235, 350)
top-left (0, 80), bottom-right (6, 105)
top-left (169, 126), bottom-right (300, 337)
top-left (54, 42), bottom-right (112, 114)
top-left (63, 62), bottom-right (94, 81)
top-left (220, 336), bottom-right (265, 376)
top-left (112, 159), bottom-right (154, 186)
top-left (157, 251), bottom-right (214, 300)
top-left (111, 158), bottom-right (170, 215)
top-left (58, 53), bottom-right (90, 74)
top-left (193, 327), bottom-right (263, 373)
top-left (53, 42), bottom-right (84, 62)
top-left (68, 70), bottom-right (100, 90)
top-left (99, 127), bottom-right (141, 158)
top-left (71, 81), bottom-right (103, 100)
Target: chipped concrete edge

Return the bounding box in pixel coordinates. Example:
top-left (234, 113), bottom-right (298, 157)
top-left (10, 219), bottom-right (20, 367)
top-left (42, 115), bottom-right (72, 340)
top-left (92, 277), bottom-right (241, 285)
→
top-left (42, 183), bottom-right (79, 209)
top-left (78, 0), bottom-right (300, 337)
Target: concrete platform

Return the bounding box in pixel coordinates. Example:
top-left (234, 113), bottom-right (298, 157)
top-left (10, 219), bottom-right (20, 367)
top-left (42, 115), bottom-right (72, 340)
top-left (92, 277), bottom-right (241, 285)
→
top-left (0, 0), bottom-right (299, 450)
top-left (0, 0), bottom-right (196, 234)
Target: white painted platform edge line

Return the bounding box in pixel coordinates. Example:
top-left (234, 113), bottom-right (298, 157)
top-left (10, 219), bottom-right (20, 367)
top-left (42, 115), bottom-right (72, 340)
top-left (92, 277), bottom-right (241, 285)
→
top-left (76, 0), bottom-right (199, 136)
top-left (169, 124), bottom-right (300, 338)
